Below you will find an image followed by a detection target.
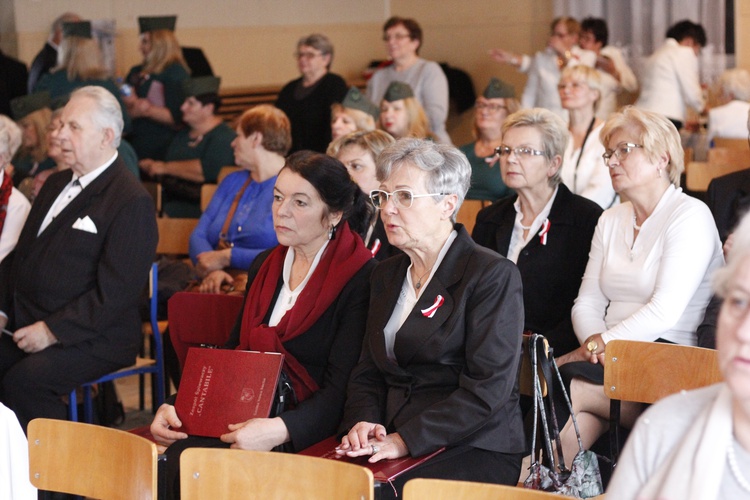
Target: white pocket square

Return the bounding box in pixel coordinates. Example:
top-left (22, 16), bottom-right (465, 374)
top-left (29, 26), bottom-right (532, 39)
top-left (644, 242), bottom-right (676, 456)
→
top-left (72, 215), bottom-right (98, 234)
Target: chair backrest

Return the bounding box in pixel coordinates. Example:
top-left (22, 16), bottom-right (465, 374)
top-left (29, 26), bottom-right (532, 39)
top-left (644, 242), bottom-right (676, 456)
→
top-left (218, 166), bottom-right (241, 184)
top-left (603, 340), bottom-right (723, 404)
top-left (456, 199), bottom-right (491, 235)
top-left (180, 448), bottom-right (374, 500)
top-left (403, 478), bottom-right (567, 499)
top-left (685, 160), bottom-right (748, 192)
top-left (156, 217), bottom-right (200, 255)
top-left (200, 184), bottom-right (218, 212)
top-left (28, 418), bottom-right (158, 499)
top-left (708, 146), bottom-right (750, 169)
top-left (712, 137), bottom-right (748, 150)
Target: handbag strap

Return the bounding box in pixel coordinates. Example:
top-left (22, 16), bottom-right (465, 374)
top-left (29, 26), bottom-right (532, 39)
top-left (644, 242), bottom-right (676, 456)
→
top-left (218, 174), bottom-right (253, 245)
top-left (535, 339), bottom-right (568, 470)
top-left (530, 334), bottom-right (557, 469)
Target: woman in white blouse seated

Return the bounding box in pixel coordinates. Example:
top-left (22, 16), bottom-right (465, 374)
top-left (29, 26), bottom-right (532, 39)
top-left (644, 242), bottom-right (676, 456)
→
top-left (559, 65), bottom-right (617, 209)
top-left (607, 210), bottom-right (750, 499)
top-left (707, 68), bottom-right (750, 144)
top-left (0, 116), bottom-right (31, 264)
top-left (555, 106), bottom-right (724, 464)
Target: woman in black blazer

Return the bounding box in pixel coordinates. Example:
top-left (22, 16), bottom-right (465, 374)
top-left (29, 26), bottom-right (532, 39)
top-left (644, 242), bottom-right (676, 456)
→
top-left (150, 151), bottom-right (376, 499)
top-left (473, 108), bottom-right (602, 356)
top-left (338, 139), bottom-right (526, 498)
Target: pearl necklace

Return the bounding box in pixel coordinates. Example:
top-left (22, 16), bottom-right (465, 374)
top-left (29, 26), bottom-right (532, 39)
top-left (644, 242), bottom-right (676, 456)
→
top-left (633, 215), bottom-right (642, 231)
top-left (727, 442), bottom-right (750, 493)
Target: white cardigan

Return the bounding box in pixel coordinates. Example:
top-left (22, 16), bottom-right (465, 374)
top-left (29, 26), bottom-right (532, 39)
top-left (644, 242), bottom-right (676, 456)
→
top-left (572, 184), bottom-right (723, 346)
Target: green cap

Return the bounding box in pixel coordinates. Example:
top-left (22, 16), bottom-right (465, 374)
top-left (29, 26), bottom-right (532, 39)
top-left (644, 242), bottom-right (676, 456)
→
top-left (62, 21), bottom-right (92, 39)
top-left (10, 92), bottom-right (52, 121)
top-left (342, 87), bottom-right (379, 119)
top-left (138, 15), bottom-right (177, 33)
top-left (483, 78), bottom-right (515, 99)
top-left (182, 76), bottom-right (221, 98)
top-left (383, 81), bottom-right (414, 102)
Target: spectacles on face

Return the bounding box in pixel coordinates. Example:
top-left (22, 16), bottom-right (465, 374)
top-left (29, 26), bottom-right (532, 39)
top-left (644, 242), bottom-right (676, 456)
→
top-left (369, 189), bottom-right (447, 209)
top-left (382, 33), bottom-right (411, 42)
top-left (475, 102), bottom-right (507, 112)
top-left (294, 51), bottom-right (321, 60)
top-left (602, 142), bottom-right (644, 166)
top-left (495, 145), bottom-right (546, 159)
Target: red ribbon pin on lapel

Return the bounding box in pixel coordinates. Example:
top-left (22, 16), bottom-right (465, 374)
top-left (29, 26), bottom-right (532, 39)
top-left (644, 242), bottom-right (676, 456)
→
top-left (421, 295), bottom-right (445, 318)
top-left (539, 218), bottom-right (550, 246)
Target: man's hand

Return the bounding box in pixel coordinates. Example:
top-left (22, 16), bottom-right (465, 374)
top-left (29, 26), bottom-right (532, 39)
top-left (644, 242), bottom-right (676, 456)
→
top-left (14, 321), bottom-right (57, 353)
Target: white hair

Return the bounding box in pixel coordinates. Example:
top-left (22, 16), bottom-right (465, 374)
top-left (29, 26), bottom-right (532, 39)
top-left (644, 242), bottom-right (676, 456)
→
top-left (69, 86), bottom-right (123, 147)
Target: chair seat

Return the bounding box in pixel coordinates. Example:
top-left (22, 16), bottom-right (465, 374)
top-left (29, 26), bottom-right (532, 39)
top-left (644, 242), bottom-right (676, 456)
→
top-left (142, 320), bottom-right (169, 337)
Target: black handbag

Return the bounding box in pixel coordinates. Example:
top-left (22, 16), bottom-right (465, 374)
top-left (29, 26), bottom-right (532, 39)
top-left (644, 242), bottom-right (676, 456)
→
top-left (523, 333), bottom-right (603, 498)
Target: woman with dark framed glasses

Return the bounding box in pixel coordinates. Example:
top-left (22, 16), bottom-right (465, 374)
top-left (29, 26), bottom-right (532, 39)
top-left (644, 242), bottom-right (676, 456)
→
top-left (459, 78), bottom-right (520, 202)
top-left (555, 106), bottom-right (724, 466)
top-left (472, 108), bottom-right (602, 357)
top-left (337, 138), bottom-right (526, 498)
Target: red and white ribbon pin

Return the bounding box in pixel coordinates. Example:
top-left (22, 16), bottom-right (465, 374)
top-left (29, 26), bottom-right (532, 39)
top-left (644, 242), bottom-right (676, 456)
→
top-left (370, 238), bottom-right (381, 257)
top-left (538, 219), bottom-right (551, 246)
top-left (421, 295), bottom-right (445, 318)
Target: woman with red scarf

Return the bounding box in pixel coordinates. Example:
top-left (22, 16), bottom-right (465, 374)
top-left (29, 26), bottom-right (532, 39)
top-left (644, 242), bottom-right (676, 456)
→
top-left (150, 151), bottom-right (375, 499)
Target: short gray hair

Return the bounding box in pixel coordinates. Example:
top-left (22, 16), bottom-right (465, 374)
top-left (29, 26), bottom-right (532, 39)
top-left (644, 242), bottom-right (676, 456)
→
top-left (376, 138), bottom-right (471, 222)
top-left (502, 108), bottom-right (569, 187)
top-left (70, 86), bottom-right (123, 147)
top-left (0, 115), bottom-right (22, 160)
top-left (297, 33), bottom-right (334, 69)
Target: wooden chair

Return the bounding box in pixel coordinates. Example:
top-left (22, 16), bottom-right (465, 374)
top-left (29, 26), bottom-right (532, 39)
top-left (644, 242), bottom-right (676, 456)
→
top-left (456, 199), bottom-right (491, 235)
top-left (712, 137), bottom-right (748, 150)
top-left (218, 165), bottom-right (241, 184)
top-left (403, 478), bottom-right (606, 499)
top-left (708, 146), bottom-right (750, 169)
top-left (685, 160), bottom-right (748, 192)
top-left (603, 340), bottom-right (723, 467)
top-left (200, 184), bottom-right (218, 212)
top-left (28, 418), bottom-right (158, 499)
top-left (156, 217), bottom-right (200, 255)
top-left (180, 448), bottom-right (374, 500)
top-left (69, 263), bottom-right (166, 421)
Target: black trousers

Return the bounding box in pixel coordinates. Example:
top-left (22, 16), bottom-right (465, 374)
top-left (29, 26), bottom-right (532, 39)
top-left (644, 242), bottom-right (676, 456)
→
top-left (0, 333), bottom-right (122, 432)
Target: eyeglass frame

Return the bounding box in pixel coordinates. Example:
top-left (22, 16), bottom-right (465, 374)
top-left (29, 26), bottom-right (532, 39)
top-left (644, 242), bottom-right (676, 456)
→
top-left (369, 189), bottom-right (448, 209)
top-left (494, 145), bottom-right (547, 159)
top-left (293, 50), bottom-right (323, 60)
top-left (475, 101), bottom-right (508, 112)
top-left (601, 142), bottom-right (644, 166)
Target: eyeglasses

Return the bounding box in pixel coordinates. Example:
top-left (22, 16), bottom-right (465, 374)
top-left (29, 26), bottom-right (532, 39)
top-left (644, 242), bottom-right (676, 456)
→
top-left (382, 33), bottom-right (411, 42)
top-left (602, 142), bottom-right (643, 166)
top-left (495, 145), bottom-right (546, 159)
top-left (369, 189), bottom-right (447, 209)
top-left (294, 51), bottom-right (322, 60)
top-left (475, 102), bottom-right (507, 112)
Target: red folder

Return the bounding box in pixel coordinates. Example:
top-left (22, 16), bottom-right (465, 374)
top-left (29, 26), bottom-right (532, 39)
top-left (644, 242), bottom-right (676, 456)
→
top-left (299, 436), bottom-right (444, 483)
top-left (175, 348), bottom-right (284, 438)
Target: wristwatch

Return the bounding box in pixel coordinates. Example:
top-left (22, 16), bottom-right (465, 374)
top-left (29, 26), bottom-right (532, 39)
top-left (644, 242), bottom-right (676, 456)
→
top-left (586, 339), bottom-right (599, 354)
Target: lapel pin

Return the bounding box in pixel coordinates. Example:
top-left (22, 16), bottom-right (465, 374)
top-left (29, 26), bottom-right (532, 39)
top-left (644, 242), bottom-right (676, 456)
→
top-left (421, 295), bottom-right (445, 318)
top-left (538, 218), bottom-right (550, 246)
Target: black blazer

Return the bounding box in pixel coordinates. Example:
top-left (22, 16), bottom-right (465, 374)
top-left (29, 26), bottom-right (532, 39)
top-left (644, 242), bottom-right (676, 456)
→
top-left (472, 184), bottom-right (602, 356)
top-left (226, 247), bottom-right (376, 452)
top-left (0, 51), bottom-right (28, 116)
top-left (0, 158), bottom-right (157, 366)
top-left (343, 226), bottom-right (525, 457)
top-left (706, 167), bottom-right (750, 243)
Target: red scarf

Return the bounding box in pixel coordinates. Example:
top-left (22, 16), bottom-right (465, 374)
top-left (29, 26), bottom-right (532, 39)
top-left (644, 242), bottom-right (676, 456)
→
top-left (238, 222), bottom-right (372, 402)
top-left (0, 171), bottom-right (13, 239)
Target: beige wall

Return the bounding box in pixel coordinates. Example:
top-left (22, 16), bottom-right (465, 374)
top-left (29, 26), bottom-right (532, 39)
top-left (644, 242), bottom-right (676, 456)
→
top-left (3, 0), bottom-right (554, 143)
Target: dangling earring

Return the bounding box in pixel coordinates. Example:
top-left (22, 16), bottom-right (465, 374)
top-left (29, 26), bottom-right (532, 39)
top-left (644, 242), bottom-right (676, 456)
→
top-left (328, 225), bottom-right (336, 240)
top-left (657, 167), bottom-right (663, 178)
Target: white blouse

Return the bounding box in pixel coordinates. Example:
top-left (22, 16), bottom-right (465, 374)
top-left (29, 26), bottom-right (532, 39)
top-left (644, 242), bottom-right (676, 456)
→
top-left (561, 121), bottom-right (618, 209)
top-left (572, 185), bottom-right (723, 346)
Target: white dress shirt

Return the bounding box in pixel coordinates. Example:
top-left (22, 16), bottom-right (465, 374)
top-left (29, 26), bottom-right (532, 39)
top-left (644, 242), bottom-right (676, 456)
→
top-left (507, 187), bottom-right (556, 263)
top-left (636, 38), bottom-right (705, 123)
top-left (0, 170), bottom-right (31, 264)
top-left (519, 46), bottom-right (597, 120)
top-left (561, 122), bottom-right (618, 209)
top-left (572, 184), bottom-right (723, 346)
top-left (38, 152), bottom-right (117, 235)
top-left (596, 45), bottom-right (639, 119)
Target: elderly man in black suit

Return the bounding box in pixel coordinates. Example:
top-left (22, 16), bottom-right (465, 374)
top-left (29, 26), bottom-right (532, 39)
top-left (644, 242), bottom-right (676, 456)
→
top-left (0, 85), bottom-right (157, 431)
